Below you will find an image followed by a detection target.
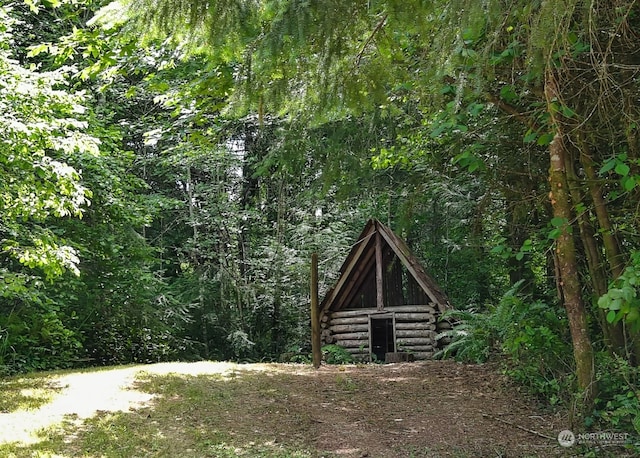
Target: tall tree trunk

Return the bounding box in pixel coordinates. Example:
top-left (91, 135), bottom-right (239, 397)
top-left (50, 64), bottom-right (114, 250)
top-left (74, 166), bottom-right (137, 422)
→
top-left (581, 152), bottom-right (625, 278)
top-left (564, 150), bottom-right (607, 312)
top-left (187, 165), bottom-right (209, 359)
top-left (578, 141), bottom-right (628, 356)
top-left (545, 71), bottom-right (596, 405)
top-left (271, 179), bottom-right (286, 356)
top-left (562, 142), bottom-right (620, 350)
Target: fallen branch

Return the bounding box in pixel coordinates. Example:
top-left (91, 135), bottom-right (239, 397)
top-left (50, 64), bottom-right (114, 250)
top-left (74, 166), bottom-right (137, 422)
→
top-left (481, 412), bottom-right (556, 440)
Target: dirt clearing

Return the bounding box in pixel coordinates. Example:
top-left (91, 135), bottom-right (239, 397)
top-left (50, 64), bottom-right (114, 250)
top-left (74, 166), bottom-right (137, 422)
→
top-left (0, 360), bottom-right (586, 456)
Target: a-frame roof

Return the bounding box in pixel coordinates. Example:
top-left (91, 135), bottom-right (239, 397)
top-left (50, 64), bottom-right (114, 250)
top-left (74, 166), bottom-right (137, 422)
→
top-left (320, 219), bottom-right (451, 314)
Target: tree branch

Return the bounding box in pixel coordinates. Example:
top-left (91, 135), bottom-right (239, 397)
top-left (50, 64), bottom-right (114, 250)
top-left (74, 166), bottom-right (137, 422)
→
top-left (355, 14), bottom-right (388, 67)
top-left (486, 92), bottom-right (540, 131)
top-left (481, 413), bottom-right (556, 440)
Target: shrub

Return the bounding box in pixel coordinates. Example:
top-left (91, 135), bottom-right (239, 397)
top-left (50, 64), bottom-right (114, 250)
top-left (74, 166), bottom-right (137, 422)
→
top-left (321, 344), bottom-right (354, 364)
top-left (0, 305), bottom-right (81, 374)
top-left (436, 282), bottom-right (572, 402)
top-left (434, 309), bottom-right (497, 363)
top-left (588, 352), bottom-right (640, 435)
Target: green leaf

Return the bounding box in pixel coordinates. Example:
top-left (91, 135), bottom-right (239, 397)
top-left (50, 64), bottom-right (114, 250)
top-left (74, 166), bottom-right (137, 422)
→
top-left (548, 228), bottom-right (562, 240)
top-left (609, 298), bottom-right (622, 311)
top-left (615, 162), bottom-right (630, 176)
top-left (461, 27), bottom-right (479, 43)
top-left (561, 105), bottom-right (576, 118)
top-left (440, 85), bottom-right (455, 95)
top-left (468, 103), bottom-right (484, 116)
top-left (622, 175), bottom-right (636, 191)
top-left (607, 289), bottom-right (623, 300)
top-left (461, 48), bottom-right (478, 58)
top-left (627, 308), bottom-right (640, 323)
top-left (573, 41), bottom-right (590, 54)
top-left (599, 158), bottom-right (616, 175)
top-left (523, 131), bottom-right (537, 143)
top-left (490, 245), bottom-right (505, 254)
top-left (550, 217), bottom-right (566, 227)
top-left (598, 295), bottom-right (610, 309)
top-left (27, 43), bottom-right (49, 58)
top-left (606, 310), bottom-right (617, 324)
top-left (500, 85), bottom-right (518, 103)
top-left (537, 133), bottom-right (554, 146)
top-left (621, 286), bottom-right (637, 302)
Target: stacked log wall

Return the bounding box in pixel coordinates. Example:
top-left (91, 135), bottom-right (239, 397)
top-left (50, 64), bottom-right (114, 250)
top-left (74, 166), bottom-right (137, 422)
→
top-left (393, 305), bottom-right (437, 358)
top-left (321, 303), bottom-right (441, 361)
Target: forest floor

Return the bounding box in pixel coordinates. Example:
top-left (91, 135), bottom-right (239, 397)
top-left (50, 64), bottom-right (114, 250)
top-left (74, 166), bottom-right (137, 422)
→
top-left (0, 360), bottom-right (628, 457)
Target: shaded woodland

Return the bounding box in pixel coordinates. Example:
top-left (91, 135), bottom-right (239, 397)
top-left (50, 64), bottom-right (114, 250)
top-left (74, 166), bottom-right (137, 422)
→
top-left (1, 0), bottom-right (640, 438)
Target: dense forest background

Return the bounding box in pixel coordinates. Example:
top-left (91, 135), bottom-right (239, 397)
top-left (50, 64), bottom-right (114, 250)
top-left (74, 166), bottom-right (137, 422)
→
top-left (2, 0), bottom-right (640, 434)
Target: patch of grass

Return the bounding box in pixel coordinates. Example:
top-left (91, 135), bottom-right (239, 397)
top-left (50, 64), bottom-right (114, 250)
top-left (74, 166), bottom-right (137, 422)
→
top-left (0, 371), bottom-right (314, 457)
top-left (0, 363), bottom-right (152, 414)
top-left (0, 375), bottom-right (61, 413)
top-left (0, 362), bottom-right (565, 457)
top-left (334, 374), bottom-right (358, 392)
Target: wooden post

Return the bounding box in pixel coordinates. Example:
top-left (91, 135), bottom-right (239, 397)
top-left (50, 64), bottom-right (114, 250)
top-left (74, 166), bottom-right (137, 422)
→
top-left (311, 253), bottom-right (322, 368)
top-left (375, 229), bottom-right (384, 311)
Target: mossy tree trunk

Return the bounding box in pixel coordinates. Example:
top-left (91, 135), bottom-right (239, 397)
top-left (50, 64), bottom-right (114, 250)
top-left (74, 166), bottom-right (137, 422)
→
top-left (578, 142), bottom-right (628, 357)
top-left (545, 70), bottom-right (596, 406)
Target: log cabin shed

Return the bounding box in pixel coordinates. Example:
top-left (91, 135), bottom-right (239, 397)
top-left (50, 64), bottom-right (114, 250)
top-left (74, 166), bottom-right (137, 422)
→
top-left (319, 219), bottom-right (452, 362)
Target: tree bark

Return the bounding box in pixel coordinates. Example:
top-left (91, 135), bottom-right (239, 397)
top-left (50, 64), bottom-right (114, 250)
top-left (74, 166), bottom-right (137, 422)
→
top-left (311, 253), bottom-right (322, 368)
top-left (580, 150), bottom-right (625, 279)
top-left (577, 142), bottom-right (627, 355)
top-left (545, 70), bottom-right (596, 406)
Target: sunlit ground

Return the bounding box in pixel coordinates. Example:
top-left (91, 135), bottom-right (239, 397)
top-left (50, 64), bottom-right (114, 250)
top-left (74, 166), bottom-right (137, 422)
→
top-left (0, 361), bottom-right (570, 457)
top-left (0, 361), bottom-right (283, 445)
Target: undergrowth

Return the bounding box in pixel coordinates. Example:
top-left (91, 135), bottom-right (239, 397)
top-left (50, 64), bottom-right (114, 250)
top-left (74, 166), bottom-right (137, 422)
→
top-left (436, 281), bottom-right (572, 405)
top-left (589, 353), bottom-right (640, 435)
top-left (436, 282), bottom-right (640, 444)
top-left (321, 344), bottom-right (354, 364)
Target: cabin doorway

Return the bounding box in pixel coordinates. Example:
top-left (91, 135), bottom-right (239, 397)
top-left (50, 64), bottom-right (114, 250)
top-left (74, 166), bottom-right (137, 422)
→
top-left (370, 316), bottom-right (395, 362)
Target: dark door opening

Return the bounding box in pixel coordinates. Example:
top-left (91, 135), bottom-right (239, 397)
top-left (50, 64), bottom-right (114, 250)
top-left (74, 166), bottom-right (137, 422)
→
top-left (370, 318), bottom-right (395, 361)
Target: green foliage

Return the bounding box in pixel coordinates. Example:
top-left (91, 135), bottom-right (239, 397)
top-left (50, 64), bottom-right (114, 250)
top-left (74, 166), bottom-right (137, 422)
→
top-left (435, 310), bottom-right (496, 363)
top-left (321, 345), bottom-right (354, 365)
top-left (491, 238), bottom-right (535, 262)
top-left (1, 1), bottom-right (637, 423)
top-left (335, 374), bottom-right (358, 391)
top-left (0, 0), bottom-right (192, 372)
top-left (0, 4), bottom-right (106, 373)
top-left (437, 282), bottom-right (572, 402)
top-left (0, 5), bottom-right (96, 288)
top-left (0, 301), bottom-right (81, 374)
top-left (599, 153), bottom-right (640, 193)
top-left (588, 353), bottom-right (640, 435)
top-left (598, 251), bottom-right (640, 331)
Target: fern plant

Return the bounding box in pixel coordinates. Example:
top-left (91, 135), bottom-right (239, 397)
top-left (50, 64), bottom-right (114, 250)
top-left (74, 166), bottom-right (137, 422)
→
top-left (436, 281), bottom-right (572, 402)
top-left (435, 309), bottom-right (497, 363)
top-left (321, 345), bottom-right (354, 365)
